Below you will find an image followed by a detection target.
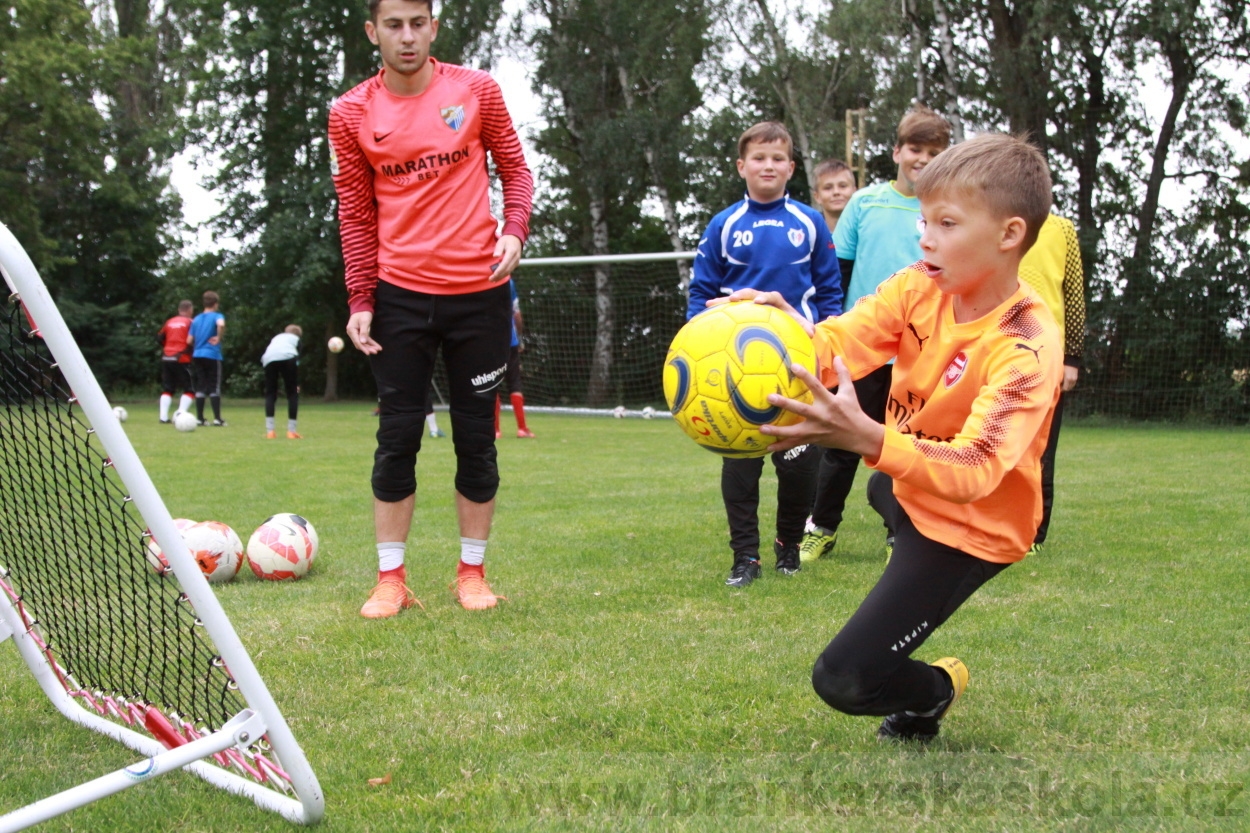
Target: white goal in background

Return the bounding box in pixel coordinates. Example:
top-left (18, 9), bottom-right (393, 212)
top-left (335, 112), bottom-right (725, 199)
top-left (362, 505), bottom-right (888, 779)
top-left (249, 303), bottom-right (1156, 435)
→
top-left (0, 223), bottom-right (323, 831)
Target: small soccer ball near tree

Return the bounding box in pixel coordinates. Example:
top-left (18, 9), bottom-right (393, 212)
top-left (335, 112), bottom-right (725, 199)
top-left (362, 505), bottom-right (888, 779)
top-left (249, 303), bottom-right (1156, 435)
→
top-left (663, 301), bottom-right (816, 458)
top-left (246, 513), bottom-right (319, 581)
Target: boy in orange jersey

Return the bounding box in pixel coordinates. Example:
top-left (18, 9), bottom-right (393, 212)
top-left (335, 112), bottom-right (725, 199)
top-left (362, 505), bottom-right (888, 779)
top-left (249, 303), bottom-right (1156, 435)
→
top-left (722, 134), bottom-right (1062, 742)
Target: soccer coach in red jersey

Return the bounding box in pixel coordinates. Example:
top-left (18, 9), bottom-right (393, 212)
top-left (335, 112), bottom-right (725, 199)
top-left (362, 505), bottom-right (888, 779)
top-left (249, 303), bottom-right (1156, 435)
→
top-left (328, 0), bottom-right (533, 617)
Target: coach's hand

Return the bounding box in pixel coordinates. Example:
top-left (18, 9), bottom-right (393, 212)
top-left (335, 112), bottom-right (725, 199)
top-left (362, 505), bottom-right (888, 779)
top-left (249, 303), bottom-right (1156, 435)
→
top-left (761, 358), bottom-right (884, 461)
top-left (489, 234), bottom-right (523, 282)
top-left (347, 311), bottom-right (382, 355)
top-left (709, 289), bottom-right (815, 337)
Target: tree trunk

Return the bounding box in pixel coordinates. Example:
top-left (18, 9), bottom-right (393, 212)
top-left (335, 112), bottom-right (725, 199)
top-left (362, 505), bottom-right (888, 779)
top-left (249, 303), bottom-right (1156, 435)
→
top-left (1075, 36), bottom-right (1105, 278)
top-left (1127, 41), bottom-right (1193, 289)
top-left (612, 60), bottom-right (690, 288)
top-left (986, 0), bottom-right (1049, 153)
top-left (323, 321), bottom-right (339, 401)
top-left (750, 0), bottom-right (817, 188)
top-left (907, 0), bottom-right (926, 103)
top-left (932, 0), bottom-right (964, 142)
top-left (586, 189), bottom-right (614, 406)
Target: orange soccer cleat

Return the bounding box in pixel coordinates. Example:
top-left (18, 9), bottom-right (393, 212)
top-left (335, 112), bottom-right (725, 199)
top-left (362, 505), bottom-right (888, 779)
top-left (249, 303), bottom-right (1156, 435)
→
top-left (453, 563), bottom-right (500, 610)
top-left (360, 579), bottom-right (422, 619)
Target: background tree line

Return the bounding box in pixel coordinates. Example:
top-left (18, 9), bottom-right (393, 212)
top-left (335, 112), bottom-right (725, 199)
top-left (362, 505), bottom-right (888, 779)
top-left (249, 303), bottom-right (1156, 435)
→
top-left (1, 0), bottom-right (1247, 419)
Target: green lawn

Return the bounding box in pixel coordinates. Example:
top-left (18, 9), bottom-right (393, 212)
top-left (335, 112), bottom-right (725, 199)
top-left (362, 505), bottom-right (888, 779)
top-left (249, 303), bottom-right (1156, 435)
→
top-left (2, 404), bottom-right (1249, 831)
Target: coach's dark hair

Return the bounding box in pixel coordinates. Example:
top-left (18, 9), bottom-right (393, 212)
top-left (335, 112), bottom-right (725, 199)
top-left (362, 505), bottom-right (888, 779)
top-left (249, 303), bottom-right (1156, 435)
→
top-left (202, 290), bottom-right (220, 308)
top-left (368, 0), bottom-right (435, 20)
top-left (737, 121), bottom-right (793, 160)
top-left (913, 133), bottom-right (1052, 253)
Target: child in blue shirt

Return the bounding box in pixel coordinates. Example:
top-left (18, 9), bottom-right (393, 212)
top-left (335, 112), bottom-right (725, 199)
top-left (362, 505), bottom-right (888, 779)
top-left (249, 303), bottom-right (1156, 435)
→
top-left (189, 290), bottom-right (227, 426)
top-left (688, 121), bottom-right (843, 587)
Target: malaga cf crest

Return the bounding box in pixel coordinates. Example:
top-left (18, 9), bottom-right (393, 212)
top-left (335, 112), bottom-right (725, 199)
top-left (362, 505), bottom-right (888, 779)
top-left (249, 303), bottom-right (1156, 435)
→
top-left (441, 105), bottom-right (466, 132)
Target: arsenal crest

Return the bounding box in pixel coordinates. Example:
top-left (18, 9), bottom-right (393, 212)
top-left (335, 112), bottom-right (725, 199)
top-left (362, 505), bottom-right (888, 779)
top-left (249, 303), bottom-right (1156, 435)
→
top-left (440, 105), bottom-right (465, 132)
top-left (943, 351), bottom-right (968, 389)
top-left (787, 228), bottom-right (805, 247)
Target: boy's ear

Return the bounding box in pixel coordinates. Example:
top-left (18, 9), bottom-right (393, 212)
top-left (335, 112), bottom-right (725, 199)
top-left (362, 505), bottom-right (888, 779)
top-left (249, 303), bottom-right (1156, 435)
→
top-left (1001, 217), bottom-right (1027, 251)
top-left (736, 157), bottom-right (747, 178)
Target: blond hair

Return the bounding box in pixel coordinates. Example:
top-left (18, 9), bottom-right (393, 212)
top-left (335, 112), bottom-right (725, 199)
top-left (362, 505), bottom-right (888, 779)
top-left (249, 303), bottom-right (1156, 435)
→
top-left (737, 121), bottom-right (793, 160)
top-left (913, 133), bottom-right (1053, 252)
top-left (896, 105), bottom-right (952, 149)
top-left (285, 324), bottom-right (303, 336)
top-left (813, 158), bottom-right (852, 180)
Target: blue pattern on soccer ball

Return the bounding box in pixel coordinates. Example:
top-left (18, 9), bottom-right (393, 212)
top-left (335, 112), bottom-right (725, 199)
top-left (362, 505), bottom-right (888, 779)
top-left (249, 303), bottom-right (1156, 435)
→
top-left (666, 355), bottom-right (692, 411)
top-left (726, 325), bottom-right (790, 424)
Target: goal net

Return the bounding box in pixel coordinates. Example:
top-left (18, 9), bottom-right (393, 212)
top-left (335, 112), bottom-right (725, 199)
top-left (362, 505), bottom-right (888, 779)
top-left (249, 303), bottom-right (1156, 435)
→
top-left (0, 223), bottom-right (322, 830)
top-left (507, 253), bottom-right (692, 414)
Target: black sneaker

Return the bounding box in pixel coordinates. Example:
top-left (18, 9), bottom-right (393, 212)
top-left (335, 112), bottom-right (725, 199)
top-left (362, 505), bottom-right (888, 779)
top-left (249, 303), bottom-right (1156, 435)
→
top-left (211, 419), bottom-right (227, 427)
top-left (877, 658), bottom-right (968, 742)
top-left (774, 540), bottom-right (801, 575)
top-left (159, 419), bottom-right (171, 424)
top-left (725, 555), bottom-right (761, 588)
top-left (877, 710), bottom-right (941, 742)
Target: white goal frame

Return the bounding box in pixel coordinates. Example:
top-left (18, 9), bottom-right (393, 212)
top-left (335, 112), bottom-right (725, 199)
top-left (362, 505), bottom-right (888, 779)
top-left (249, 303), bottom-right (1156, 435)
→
top-left (0, 223), bottom-right (323, 830)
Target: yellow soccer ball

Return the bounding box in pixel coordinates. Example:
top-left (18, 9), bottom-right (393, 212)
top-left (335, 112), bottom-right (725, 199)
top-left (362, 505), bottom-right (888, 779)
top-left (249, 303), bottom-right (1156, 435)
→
top-left (663, 301), bottom-right (817, 458)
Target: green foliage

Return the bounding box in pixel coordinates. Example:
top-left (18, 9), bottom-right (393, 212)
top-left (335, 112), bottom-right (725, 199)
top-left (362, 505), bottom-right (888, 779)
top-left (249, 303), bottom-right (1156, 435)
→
top-left (2, 414), bottom-right (1249, 829)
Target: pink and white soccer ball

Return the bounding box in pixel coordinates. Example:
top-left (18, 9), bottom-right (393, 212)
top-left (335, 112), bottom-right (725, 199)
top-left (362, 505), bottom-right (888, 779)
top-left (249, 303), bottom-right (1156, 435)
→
top-left (183, 521), bottom-right (244, 584)
top-left (144, 518), bottom-right (196, 575)
top-left (246, 513), bottom-right (318, 580)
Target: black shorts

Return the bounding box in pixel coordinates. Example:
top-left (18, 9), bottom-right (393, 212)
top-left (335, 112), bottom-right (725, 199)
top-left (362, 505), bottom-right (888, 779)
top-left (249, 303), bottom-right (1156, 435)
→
top-left (160, 359), bottom-right (192, 395)
top-left (192, 358), bottom-right (222, 397)
top-left (368, 280), bottom-right (512, 503)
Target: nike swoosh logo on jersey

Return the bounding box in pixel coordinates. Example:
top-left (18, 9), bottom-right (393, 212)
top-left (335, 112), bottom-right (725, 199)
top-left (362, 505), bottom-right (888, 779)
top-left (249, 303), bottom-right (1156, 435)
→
top-left (374, 131), bottom-right (393, 143)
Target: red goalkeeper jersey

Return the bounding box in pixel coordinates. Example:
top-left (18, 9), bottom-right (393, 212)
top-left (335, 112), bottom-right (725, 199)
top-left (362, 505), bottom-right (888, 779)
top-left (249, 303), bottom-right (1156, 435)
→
top-left (328, 61), bottom-right (534, 315)
top-left (158, 315), bottom-right (193, 364)
top-left (813, 265), bottom-right (1062, 562)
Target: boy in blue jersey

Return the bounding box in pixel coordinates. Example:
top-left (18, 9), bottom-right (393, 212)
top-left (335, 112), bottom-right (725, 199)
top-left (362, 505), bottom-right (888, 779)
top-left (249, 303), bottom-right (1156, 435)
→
top-left (800, 106), bottom-right (950, 564)
top-left (189, 290), bottom-right (227, 426)
top-left (688, 121), bottom-right (843, 587)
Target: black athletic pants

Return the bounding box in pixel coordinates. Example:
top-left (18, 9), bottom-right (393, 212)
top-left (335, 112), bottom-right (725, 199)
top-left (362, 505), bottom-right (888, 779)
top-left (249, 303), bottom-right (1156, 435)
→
top-left (721, 444), bottom-right (819, 559)
top-left (264, 358), bottom-right (299, 420)
top-left (1033, 390), bottom-right (1065, 544)
top-left (811, 472), bottom-right (1009, 716)
top-left (368, 280), bottom-right (511, 504)
top-left (160, 359), bottom-right (192, 396)
top-left (192, 357), bottom-right (222, 421)
top-left (809, 363), bottom-right (893, 532)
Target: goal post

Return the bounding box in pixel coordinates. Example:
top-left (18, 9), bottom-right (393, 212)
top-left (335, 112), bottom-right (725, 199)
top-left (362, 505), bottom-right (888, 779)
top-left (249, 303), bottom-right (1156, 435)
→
top-left (0, 222), bottom-right (323, 829)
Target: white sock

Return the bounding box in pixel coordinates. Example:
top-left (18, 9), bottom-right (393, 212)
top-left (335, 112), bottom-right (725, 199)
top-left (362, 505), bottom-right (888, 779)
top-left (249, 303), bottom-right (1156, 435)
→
top-left (160, 394), bottom-right (172, 420)
top-left (459, 537), bottom-right (486, 567)
top-left (178, 394), bottom-right (193, 413)
top-left (288, 419), bottom-right (298, 433)
top-left (426, 412), bottom-right (440, 432)
top-left (377, 542), bottom-right (406, 572)
top-left (266, 417), bottom-right (275, 431)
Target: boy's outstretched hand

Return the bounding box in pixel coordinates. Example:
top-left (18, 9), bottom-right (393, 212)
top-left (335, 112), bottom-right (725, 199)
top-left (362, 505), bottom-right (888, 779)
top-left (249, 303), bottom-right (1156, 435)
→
top-left (708, 289), bottom-right (815, 337)
top-left (761, 357), bottom-right (886, 462)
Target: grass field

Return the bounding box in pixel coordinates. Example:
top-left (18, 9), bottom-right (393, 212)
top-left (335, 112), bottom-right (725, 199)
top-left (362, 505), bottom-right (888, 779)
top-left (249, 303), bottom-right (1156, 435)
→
top-left (2, 403), bottom-right (1249, 831)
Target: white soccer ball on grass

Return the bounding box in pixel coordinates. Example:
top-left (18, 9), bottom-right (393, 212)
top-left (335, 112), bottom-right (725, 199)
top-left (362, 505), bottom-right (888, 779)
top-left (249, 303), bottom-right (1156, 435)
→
top-left (173, 411), bottom-right (197, 432)
top-left (182, 521), bottom-right (244, 584)
top-left (113, 406), bottom-right (128, 422)
top-left (144, 518), bottom-right (196, 575)
top-left (246, 513), bottom-right (319, 580)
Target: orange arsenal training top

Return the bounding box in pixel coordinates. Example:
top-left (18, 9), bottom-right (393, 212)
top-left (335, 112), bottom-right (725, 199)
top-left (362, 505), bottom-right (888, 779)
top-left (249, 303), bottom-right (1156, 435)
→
top-left (813, 264), bottom-right (1062, 562)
